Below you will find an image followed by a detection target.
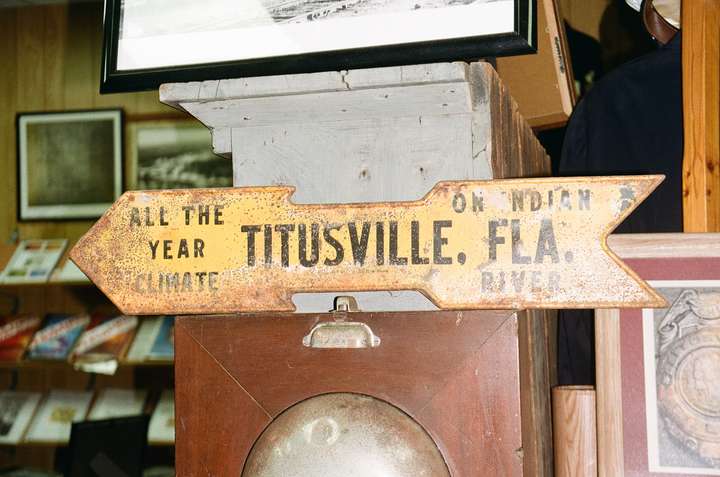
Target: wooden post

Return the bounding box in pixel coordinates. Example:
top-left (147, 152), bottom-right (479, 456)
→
top-left (552, 386), bottom-right (598, 477)
top-left (682, 0), bottom-right (720, 232)
top-left (594, 308), bottom-right (624, 477)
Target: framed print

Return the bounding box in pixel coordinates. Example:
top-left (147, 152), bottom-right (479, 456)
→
top-left (17, 110), bottom-right (123, 221)
top-left (101, 0), bottom-right (536, 93)
top-left (596, 233), bottom-right (720, 476)
top-left (126, 119), bottom-right (233, 190)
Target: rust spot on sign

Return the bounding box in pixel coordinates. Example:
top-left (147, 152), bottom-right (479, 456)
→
top-left (70, 176), bottom-right (667, 315)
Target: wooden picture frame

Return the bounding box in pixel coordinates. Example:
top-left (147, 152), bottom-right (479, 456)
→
top-left (597, 233), bottom-right (720, 476)
top-left (100, 0), bottom-right (536, 93)
top-left (175, 309), bottom-right (553, 475)
top-left (16, 110), bottom-right (123, 221)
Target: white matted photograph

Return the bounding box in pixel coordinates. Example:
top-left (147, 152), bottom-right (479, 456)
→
top-left (17, 110), bottom-right (123, 221)
top-left (102, 0), bottom-right (534, 92)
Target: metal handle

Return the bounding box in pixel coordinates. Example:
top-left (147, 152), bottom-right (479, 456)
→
top-left (303, 321), bottom-right (381, 349)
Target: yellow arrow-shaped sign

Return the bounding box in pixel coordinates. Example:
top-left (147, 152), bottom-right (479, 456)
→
top-left (70, 176), bottom-right (666, 315)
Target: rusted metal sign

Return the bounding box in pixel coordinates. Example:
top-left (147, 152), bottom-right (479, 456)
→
top-left (70, 176), bottom-right (666, 315)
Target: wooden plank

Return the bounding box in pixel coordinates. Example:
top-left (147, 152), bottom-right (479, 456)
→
top-left (70, 176), bottom-right (665, 315)
top-left (682, 0), bottom-right (720, 232)
top-left (519, 309), bottom-right (555, 476)
top-left (487, 62), bottom-right (551, 178)
top-left (608, 232), bottom-right (720, 257)
top-left (552, 386), bottom-right (597, 477)
top-left (594, 308), bottom-right (625, 477)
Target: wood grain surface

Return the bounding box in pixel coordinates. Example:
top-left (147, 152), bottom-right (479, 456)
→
top-left (175, 310), bottom-right (541, 476)
top-left (682, 0), bottom-right (720, 232)
top-left (594, 309), bottom-right (623, 477)
top-left (553, 386), bottom-right (597, 477)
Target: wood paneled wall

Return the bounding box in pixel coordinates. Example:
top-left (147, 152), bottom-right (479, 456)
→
top-left (0, 3), bottom-right (174, 246)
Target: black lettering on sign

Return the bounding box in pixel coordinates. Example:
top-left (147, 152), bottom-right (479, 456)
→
top-left (472, 192), bottom-right (483, 212)
top-left (411, 221), bottom-right (429, 264)
top-left (194, 239), bottom-right (204, 258)
top-left (166, 273), bottom-right (179, 291)
top-left (452, 193), bottom-right (466, 213)
top-left (196, 272), bottom-right (207, 290)
top-left (182, 272), bottom-right (192, 291)
top-left (535, 219), bottom-right (559, 263)
top-left (241, 225), bottom-right (261, 266)
top-left (433, 220), bottom-right (452, 265)
top-left (324, 224), bottom-right (344, 266)
top-left (183, 205), bottom-right (224, 225)
top-left (578, 189), bottom-right (591, 210)
top-left (488, 219), bottom-right (508, 261)
top-left (198, 205), bottom-right (210, 225)
top-left (298, 223), bottom-right (320, 267)
top-left (264, 224), bottom-right (273, 266)
top-left (348, 222), bottom-right (370, 265)
top-left (511, 271), bottom-right (525, 293)
top-left (481, 272), bottom-right (493, 292)
top-left (511, 219), bottom-right (531, 264)
top-left (560, 190), bottom-right (572, 210)
top-left (548, 271), bottom-right (561, 292)
top-left (376, 222), bottom-right (385, 266)
top-left (388, 221), bottom-right (407, 266)
top-left (275, 224), bottom-right (294, 267)
top-left (159, 207), bottom-right (169, 226)
top-left (209, 272), bottom-right (219, 291)
top-left (183, 206), bottom-right (193, 226)
top-left (512, 190), bottom-right (524, 211)
top-left (529, 191), bottom-right (542, 211)
top-left (163, 240), bottom-right (172, 260)
top-left (214, 205), bottom-right (224, 224)
top-left (178, 239), bottom-right (189, 259)
top-left (149, 240), bottom-right (160, 259)
top-left (130, 208), bottom-right (141, 227)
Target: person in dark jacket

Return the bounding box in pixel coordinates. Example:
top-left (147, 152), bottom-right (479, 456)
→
top-left (557, 0), bottom-right (681, 384)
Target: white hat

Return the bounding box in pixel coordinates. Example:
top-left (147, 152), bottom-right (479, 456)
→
top-left (626, 0), bottom-right (680, 28)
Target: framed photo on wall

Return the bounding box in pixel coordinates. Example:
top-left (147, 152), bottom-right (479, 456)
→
top-left (16, 110), bottom-right (123, 221)
top-left (101, 0), bottom-right (537, 93)
top-left (596, 233), bottom-right (720, 476)
top-left (126, 119), bottom-right (233, 190)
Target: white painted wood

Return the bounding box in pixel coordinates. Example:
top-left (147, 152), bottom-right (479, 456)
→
top-left (159, 62), bottom-right (469, 106)
top-left (231, 114), bottom-right (492, 203)
top-left (160, 61), bottom-right (500, 312)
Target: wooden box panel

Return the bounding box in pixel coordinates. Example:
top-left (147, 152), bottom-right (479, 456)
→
top-left (175, 310), bottom-right (533, 476)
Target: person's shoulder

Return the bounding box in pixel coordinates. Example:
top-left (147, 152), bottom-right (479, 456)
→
top-left (583, 35), bottom-right (681, 103)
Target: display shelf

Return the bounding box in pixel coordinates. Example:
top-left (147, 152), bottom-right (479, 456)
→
top-left (0, 360), bottom-right (173, 370)
top-left (0, 441), bottom-right (174, 448)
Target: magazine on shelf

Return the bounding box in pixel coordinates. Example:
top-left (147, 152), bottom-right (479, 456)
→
top-left (88, 388), bottom-right (147, 420)
top-left (1, 239), bottom-right (67, 284)
top-left (0, 315), bottom-right (42, 362)
top-left (72, 315), bottom-right (138, 374)
top-left (148, 390), bottom-right (174, 444)
top-left (0, 391), bottom-right (42, 444)
top-left (125, 316), bottom-right (174, 362)
top-left (26, 314), bottom-right (90, 361)
top-left (25, 390), bottom-right (93, 443)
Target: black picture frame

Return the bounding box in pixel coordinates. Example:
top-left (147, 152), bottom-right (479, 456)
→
top-left (16, 109), bottom-right (124, 221)
top-left (100, 0), bottom-right (536, 93)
